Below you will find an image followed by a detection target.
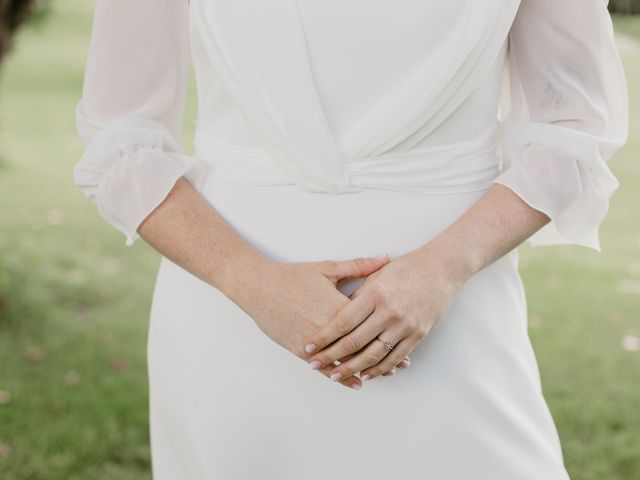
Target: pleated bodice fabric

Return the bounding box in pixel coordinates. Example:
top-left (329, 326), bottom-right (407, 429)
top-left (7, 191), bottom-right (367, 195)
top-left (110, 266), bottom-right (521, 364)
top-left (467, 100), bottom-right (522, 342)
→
top-left (73, 0), bottom-right (627, 250)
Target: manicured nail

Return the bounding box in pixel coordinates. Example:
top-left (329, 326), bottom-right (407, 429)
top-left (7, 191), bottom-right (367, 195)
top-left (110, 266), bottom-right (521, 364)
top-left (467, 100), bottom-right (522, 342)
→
top-left (330, 372), bottom-right (342, 382)
top-left (350, 383), bottom-right (362, 390)
top-left (399, 359), bottom-right (410, 368)
top-left (361, 374), bottom-right (371, 381)
top-left (309, 361), bottom-right (322, 370)
top-left (386, 368), bottom-right (396, 376)
top-left (374, 253), bottom-right (388, 260)
top-left (305, 343), bottom-right (317, 353)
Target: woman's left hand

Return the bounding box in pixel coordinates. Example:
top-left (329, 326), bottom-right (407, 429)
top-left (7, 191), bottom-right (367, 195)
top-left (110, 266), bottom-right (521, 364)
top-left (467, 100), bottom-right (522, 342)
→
top-left (302, 246), bottom-right (471, 383)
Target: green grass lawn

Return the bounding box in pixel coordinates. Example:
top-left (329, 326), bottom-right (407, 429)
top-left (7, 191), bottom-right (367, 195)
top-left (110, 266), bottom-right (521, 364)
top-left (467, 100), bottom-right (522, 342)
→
top-left (616, 14), bottom-right (640, 39)
top-left (1, 2), bottom-right (639, 479)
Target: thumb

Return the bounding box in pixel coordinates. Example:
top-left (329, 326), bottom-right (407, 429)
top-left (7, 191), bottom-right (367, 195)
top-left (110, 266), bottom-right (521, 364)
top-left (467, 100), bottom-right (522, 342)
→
top-left (319, 253), bottom-right (389, 284)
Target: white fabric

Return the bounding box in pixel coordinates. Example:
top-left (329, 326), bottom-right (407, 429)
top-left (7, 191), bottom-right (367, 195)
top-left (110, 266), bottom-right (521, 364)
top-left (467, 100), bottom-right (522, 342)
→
top-left (74, 0), bottom-right (210, 246)
top-left (74, 0), bottom-right (627, 250)
top-left (72, 1), bottom-right (628, 479)
top-left (493, 0), bottom-right (628, 250)
top-left (74, 117), bottom-right (209, 245)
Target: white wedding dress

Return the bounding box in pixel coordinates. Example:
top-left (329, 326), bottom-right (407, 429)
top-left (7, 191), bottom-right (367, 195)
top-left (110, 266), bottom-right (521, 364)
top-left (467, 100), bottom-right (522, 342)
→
top-left (73, 1), bottom-right (628, 478)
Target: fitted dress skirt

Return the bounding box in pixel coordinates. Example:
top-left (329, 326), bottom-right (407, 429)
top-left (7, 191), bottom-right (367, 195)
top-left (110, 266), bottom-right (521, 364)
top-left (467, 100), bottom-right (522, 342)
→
top-left (146, 172), bottom-right (572, 480)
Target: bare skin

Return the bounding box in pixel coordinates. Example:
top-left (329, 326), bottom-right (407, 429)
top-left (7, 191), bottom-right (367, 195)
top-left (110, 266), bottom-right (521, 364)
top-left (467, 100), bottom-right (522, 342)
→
top-left (137, 177), bottom-right (410, 390)
top-left (302, 183), bottom-right (551, 384)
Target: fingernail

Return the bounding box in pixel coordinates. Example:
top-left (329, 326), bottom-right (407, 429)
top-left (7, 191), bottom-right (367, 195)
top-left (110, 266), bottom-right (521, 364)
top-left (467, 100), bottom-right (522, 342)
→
top-left (361, 374), bottom-right (371, 381)
top-left (330, 372), bottom-right (342, 382)
top-left (399, 359), bottom-right (410, 368)
top-left (374, 253), bottom-right (388, 260)
top-left (350, 383), bottom-right (362, 390)
top-left (309, 361), bottom-right (322, 370)
top-left (305, 343), bottom-right (317, 353)
top-left (387, 368), bottom-right (396, 376)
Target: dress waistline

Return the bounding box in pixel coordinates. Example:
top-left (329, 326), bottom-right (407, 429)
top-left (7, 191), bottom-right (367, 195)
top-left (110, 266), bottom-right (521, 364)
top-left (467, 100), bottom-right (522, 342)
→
top-left (193, 127), bottom-right (500, 195)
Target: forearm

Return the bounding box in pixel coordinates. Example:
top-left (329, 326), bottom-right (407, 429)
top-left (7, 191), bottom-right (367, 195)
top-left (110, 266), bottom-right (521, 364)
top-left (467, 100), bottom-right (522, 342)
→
top-left (137, 177), bottom-right (271, 297)
top-left (417, 183), bottom-right (550, 281)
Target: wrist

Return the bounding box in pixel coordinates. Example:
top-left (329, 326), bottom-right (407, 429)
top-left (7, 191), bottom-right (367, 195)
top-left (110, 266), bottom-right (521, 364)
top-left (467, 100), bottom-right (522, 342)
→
top-left (210, 249), bottom-right (276, 301)
top-left (415, 235), bottom-right (478, 288)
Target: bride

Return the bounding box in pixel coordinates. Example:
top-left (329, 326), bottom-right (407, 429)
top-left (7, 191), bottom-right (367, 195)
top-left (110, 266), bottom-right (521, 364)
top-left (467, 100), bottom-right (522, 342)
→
top-left (73, 0), bottom-right (628, 478)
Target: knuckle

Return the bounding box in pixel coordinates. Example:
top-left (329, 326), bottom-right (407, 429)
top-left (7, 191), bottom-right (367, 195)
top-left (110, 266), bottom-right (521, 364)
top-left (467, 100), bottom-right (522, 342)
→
top-left (371, 284), bottom-right (390, 303)
top-left (344, 334), bottom-right (362, 353)
top-left (335, 317), bottom-right (353, 336)
top-left (353, 257), bottom-right (367, 270)
top-left (413, 324), bottom-right (428, 339)
top-left (363, 351), bottom-right (382, 366)
top-left (402, 319), bottom-right (420, 336)
top-left (385, 302), bottom-right (403, 320)
top-left (322, 259), bottom-right (340, 273)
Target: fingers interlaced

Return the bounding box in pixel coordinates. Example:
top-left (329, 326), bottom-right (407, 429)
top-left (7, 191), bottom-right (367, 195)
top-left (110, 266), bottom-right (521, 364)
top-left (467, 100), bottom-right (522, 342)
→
top-left (310, 309), bottom-right (387, 369)
top-left (304, 257), bottom-right (419, 387)
top-left (304, 292), bottom-right (376, 355)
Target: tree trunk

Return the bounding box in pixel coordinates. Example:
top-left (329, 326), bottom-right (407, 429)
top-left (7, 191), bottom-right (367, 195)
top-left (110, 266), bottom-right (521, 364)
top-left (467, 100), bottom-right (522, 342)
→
top-left (0, 0), bottom-right (35, 65)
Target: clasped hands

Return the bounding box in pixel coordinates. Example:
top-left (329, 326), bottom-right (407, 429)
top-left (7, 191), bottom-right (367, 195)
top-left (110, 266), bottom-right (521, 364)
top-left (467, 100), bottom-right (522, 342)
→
top-left (232, 245), bottom-right (469, 391)
top-left (302, 247), bottom-right (467, 390)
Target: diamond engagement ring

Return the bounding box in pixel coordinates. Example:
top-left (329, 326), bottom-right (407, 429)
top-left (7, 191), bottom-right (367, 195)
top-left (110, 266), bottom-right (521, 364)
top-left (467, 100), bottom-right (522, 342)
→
top-left (379, 338), bottom-right (395, 352)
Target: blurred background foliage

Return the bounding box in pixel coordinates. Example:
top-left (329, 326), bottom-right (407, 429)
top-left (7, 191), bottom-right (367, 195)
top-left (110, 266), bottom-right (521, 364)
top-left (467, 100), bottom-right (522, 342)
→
top-left (610, 0), bottom-right (640, 14)
top-left (0, 0), bottom-right (50, 64)
top-left (0, 1), bottom-right (639, 479)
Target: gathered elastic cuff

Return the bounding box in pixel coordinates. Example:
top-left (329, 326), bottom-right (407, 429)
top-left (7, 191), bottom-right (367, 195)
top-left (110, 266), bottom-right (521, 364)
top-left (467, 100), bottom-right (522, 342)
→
top-left (73, 117), bottom-right (210, 247)
top-left (110, 149), bottom-right (210, 247)
top-left (493, 121), bottom-right (621, 252)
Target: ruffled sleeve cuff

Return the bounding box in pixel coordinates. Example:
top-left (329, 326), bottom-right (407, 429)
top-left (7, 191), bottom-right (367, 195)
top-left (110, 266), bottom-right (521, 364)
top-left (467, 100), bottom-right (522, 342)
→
top-left (492, 121), bottom-right (622, 252)
top-left (73, 116), bottom-right (210, 247)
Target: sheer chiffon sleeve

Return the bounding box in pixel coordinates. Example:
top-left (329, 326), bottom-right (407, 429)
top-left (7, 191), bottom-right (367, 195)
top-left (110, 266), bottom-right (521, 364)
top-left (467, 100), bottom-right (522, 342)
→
top-left (73, 0), bottom-right (209, 247)
top-left (493, 0), bottom-right (629, 251)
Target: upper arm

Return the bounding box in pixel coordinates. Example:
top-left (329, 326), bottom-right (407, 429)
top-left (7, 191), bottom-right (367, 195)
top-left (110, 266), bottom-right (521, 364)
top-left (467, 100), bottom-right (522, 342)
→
top-left (73, 0), bottom-right (209, 247)
top-left (77, 0), bottom-right (191, 143)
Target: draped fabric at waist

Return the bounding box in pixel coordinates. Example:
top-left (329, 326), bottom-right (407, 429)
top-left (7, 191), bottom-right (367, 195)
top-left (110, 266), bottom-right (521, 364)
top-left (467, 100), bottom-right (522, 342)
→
top-left (193, 127), bottom-right (500, 195)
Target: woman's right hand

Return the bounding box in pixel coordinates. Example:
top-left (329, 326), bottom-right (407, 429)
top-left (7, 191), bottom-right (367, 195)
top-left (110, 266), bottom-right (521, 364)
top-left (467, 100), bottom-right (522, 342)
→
top-left (224, 254), bottom-right (409, 389)
top-left (135, 177), bottom-right (407, 389)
